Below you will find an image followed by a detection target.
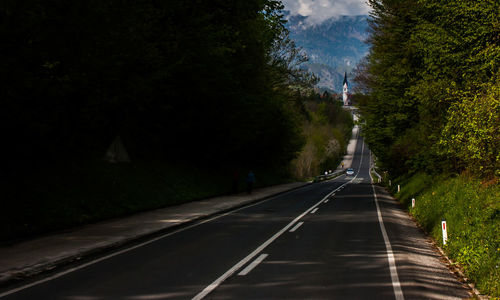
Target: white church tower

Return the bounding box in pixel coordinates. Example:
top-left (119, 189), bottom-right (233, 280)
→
top-left (342, 72), bottom-right (349, 106)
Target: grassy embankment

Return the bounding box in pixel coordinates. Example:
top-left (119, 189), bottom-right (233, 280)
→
top-left (1, 161), bottom-right (291, 243)
top-left (376, 172), bottom-right (499, 297)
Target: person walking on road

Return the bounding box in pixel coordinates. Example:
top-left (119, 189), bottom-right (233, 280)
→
top-left (246, 170), bottom-right (255, 194)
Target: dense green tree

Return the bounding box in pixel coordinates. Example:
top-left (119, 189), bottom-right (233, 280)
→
top-left (358, 0), bottom-right (420, 175)
top-left (440, 79), bottom-right (500, 177)
top-left (0, 0), bottom-right (328, 242)
top-left (358, 0), bottom-right (499, 178)
top-left (0, 0), bottom-right (314, 174)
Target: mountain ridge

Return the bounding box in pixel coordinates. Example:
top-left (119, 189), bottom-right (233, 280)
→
top-left (285, 14), bottom-right (370, 92)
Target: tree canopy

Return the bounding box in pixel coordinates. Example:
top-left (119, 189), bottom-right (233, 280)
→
top-left (356, 0), bottom-right (499, 178)
top-left (1, 0), bottom-right (316, 172)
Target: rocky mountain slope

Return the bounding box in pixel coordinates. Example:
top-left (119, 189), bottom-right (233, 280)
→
top-left (286, 14), bottom-right (370, 92)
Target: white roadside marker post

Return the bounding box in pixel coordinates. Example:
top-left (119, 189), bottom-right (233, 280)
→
top-left (397, 185), bottom-right (400, 193)
top-left (389, 180), bottom-right (392, 186)
top-left (411, 198), bottom-right (415, 208)
top-left (441, 219), bottom-right (448, 245)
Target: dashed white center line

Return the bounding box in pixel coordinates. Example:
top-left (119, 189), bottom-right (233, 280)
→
top-left (310, 208), bottom-right (319, 214)
top-left (191, 188), bottom-right (337, 300)
top-left (238, 254), bottom-right (268, 276)
top-left (289, 222), bottom-right (304, 232)
top-left (324, 199), bottom-right (329, 203)
top-left (192, 145), bottom-right (365, 300)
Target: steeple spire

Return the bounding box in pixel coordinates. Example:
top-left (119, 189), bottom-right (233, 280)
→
top-left (342, 72), bottom-right (349, 106)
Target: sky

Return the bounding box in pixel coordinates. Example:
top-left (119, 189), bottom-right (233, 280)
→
top-left (281, 0), bottom-right (371, 24)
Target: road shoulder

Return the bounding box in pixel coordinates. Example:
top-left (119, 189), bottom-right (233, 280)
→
top-left (372, 183), bottom-right (471, 299)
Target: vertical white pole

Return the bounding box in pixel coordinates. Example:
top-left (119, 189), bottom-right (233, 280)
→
top-left (389, 180), bottom-right (392, 186)
top-left (411, 198), bottom-right (415, 208)
top-left (397, 185), bottom-right (400, 192)
top-left (441, 220), bottom-right (448, 245)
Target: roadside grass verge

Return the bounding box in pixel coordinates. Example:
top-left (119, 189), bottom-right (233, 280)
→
top-left (370, 170), bottom-right (381, 183)
top-left (1, 160), bottom-right (292, 243)
top-left (387, 173), bottom-right (499, 297)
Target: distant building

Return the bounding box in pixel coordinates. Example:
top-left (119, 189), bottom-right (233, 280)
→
top-left (342, 72), bottom-right (349, 106)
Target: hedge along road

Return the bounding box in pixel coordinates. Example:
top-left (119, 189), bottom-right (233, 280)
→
top-left (1, 134), bottom-right (470, 299)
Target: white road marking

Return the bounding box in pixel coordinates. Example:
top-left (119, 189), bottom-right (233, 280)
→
top-left (1, 176), bottom-right (350, 299)
top-left (193, 140), bottom-right (365, 300)
top-left (370, 152), bottom-right (405, 300)
top-left (289, 222), bottom-right (304, 232)
top-left (0, 184), bottom-right (315, 298)
top-left (192, 186), bottom-right (347, 300)
top-left (238, 254), bottom-right (268, 276)
top-left (310, 208), bottom-right (319, 214)
top-left (0, 130), bottom-right (364, 299)
top-left (324, 199), bottom-right (329, 203)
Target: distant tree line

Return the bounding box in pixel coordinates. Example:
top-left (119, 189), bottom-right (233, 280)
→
top-left (355, 0), bottom-right (499, 178)
top-left (291, 96), bottom-right (353, 179)
top-left (1, 0), bottom-right (316, 173)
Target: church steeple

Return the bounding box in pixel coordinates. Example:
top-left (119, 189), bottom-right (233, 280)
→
top-left (342, 72), bottom-right (349, 106)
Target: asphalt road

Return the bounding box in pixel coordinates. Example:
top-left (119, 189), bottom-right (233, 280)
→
top-left (1, 134), bottom-right (469, 299)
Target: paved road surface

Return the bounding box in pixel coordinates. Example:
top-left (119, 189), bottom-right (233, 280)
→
top-left (0, 134), bottom-right (469, 299)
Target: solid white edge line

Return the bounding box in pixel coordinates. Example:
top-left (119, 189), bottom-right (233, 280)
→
top-left (1, 175), bottom-right (348, 299)
top-left (0, 180), bottom-right (332, 298)
top-left (192, 182), bottom-right (352, 300)
top-left (1, 130), bottom-right (362, 299)
top-left (193, 135), bottom-right (365, 300)
top-left (289, 222), bottom-right (304, 233)
top-left (238, 254), bottom-right (268, 276)
top-left (191, 192), bottom-right (330, 300)
top-left (370, 152), bottom-right (405, 300)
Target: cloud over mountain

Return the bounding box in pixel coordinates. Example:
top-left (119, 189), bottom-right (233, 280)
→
top-left (281, 0), bottom-right (371, 25)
